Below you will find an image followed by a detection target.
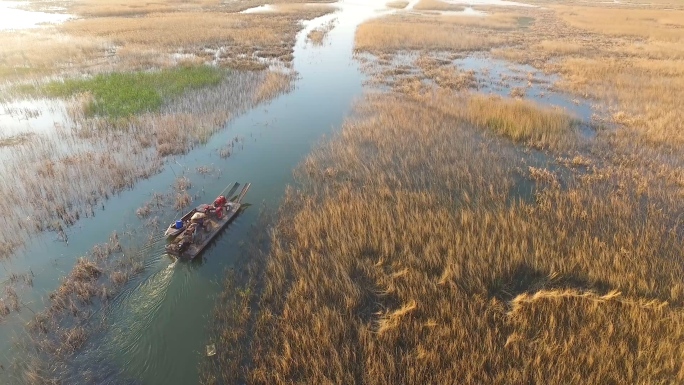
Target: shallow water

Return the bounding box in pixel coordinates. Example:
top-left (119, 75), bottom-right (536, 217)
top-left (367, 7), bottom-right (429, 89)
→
top-left (456, 55), bottom-right (595, 124)
top-left (377, 51), bottom-right (596, 127)
top-left (0, 1), bottom-right (72, 30)
top-left (0, 99), bottom-right (70, 136)
top-left (0, 0), bottom-right (388, 383)
top-left (239, 4), bottom-right (275, 13)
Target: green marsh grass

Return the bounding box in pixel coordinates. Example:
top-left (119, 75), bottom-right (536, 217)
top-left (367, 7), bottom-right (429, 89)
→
top-left (38, 66), bottom-right (223, 118)
top-left (0, 69), bottom-right (292, 260)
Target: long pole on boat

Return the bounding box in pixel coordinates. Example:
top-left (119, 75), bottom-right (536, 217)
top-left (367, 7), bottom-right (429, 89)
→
top-left (218, 182), bottom-right (239, 198)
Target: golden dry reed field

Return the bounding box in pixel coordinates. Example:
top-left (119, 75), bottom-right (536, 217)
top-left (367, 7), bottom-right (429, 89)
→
top-left (203, 92), bottom-right (684, 384)
top-left (201, 0), bottom-right (684, 384)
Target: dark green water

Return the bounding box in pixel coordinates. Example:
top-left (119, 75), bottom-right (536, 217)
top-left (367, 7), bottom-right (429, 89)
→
top-left (0, 2), bottom-right (392, 383)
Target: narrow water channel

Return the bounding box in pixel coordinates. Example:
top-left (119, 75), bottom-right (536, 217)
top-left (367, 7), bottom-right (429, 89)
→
top-left (0, 1), bottom-right (602, 383)
top-left (0, 1), bottom-right (389, 384)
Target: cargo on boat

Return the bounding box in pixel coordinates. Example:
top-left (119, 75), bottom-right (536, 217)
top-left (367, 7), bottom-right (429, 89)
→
top-left (166, 183), bottom-right (251, 259)
top-left (163, 182), bottom-right (241, 238)
top-left (164, 208), bottom-right (197, 238)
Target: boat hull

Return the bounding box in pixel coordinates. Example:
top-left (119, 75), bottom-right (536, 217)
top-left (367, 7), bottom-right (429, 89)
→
top-left (165, 203), bottom-right (241, 259)
top-left (164, 208), bottom-right (197, 238)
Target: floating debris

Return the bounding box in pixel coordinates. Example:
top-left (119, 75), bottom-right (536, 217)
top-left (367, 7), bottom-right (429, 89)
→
top-left (206, 343), bottom-right (216, 357)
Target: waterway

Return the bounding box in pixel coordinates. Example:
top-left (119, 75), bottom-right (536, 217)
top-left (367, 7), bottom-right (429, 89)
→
top-left (0, 0), bottom-right (599, 383)
top-left (0, 0), bottom-right (389, 383)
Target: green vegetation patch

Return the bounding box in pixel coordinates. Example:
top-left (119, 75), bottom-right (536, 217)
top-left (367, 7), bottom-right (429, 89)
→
top-left (41, 65), bottom-right (223, 118)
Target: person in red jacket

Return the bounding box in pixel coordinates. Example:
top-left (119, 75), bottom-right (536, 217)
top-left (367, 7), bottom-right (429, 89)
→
top-left (213, 195), bottom-right (226, 208)
top-left (213, 195), bottom-right (227, 219)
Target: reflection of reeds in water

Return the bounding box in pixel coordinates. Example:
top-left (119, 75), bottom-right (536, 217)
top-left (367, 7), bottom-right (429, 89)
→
top-left (15, 168), bottom-right (209, 382)
top-left (0, 271), bottom-right (35, 324)
top-left (252, 72), bottom-right (295, 105)
top-left (307, 18), bottom-right (337, 46)
top-left (0, 69), bottom-right (293, 260)
top-left (202, 93), bottom-right (684, 384)
top-left (17, 230), bottom-right (148, 383)
top-left (0, 2), bottom-right (335, 81)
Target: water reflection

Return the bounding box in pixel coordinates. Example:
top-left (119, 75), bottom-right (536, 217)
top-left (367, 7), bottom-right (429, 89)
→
top-left (0, 1), bottom-right (72, 31)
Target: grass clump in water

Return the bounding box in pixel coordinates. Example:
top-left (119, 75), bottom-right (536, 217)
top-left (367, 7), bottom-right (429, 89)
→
top-left (41, 65), bottom-right (224, 118)
top-left (465, 95), bottom-right (578, 150)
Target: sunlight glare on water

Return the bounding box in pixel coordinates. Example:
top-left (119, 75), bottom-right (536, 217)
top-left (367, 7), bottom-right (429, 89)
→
top-left (0, 1), bottom-right (72, 31)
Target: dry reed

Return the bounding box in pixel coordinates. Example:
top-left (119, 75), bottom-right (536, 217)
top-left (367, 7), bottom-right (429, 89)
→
top-left (0, 1), bottom-right (333, 81)
top-left (386, 1), bottom-right (409, 9)
top-left (307, 18), bottom-right (337, 46)
top-left (355, 15), bottom-right (513, 53)
top-left (357, 1), bottom-right (684, 212)
top-left (252, 71), bottom-right (295, 105)
top-left (413, 0), bottom-right (465, 11)
top-left (202, 92), bottom-right (684, 384)
top-left (464, 94), bottom-right (578, 150)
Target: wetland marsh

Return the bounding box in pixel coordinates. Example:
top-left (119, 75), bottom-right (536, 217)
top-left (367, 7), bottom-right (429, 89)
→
top-left (1, 0), bottom-right (683, 384)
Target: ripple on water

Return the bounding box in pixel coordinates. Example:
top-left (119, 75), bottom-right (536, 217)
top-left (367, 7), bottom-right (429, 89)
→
top-left (103, 259), bottom-right (180, 368)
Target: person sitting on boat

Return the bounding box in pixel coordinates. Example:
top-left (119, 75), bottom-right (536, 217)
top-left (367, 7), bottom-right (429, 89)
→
top-left (186, 222), bottom-right (198, 243)
top-left (212, 196), bottom-right (227, 219)
top-left (178, 239), bottom-right (191, 253)
top-left (214, 195), bottom-right (227, 208)
top-left (191, 212), bottom-right (206, 229)
top-left (214, 204), bottom-right (224, 219)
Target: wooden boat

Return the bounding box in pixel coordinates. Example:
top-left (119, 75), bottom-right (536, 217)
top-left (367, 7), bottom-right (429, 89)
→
top-left (163, 207), bottom-right (197, 238)
top-left (163, 182), bottom-right (240, 238)
top-left (166, 183), bottom-right (251, 259)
